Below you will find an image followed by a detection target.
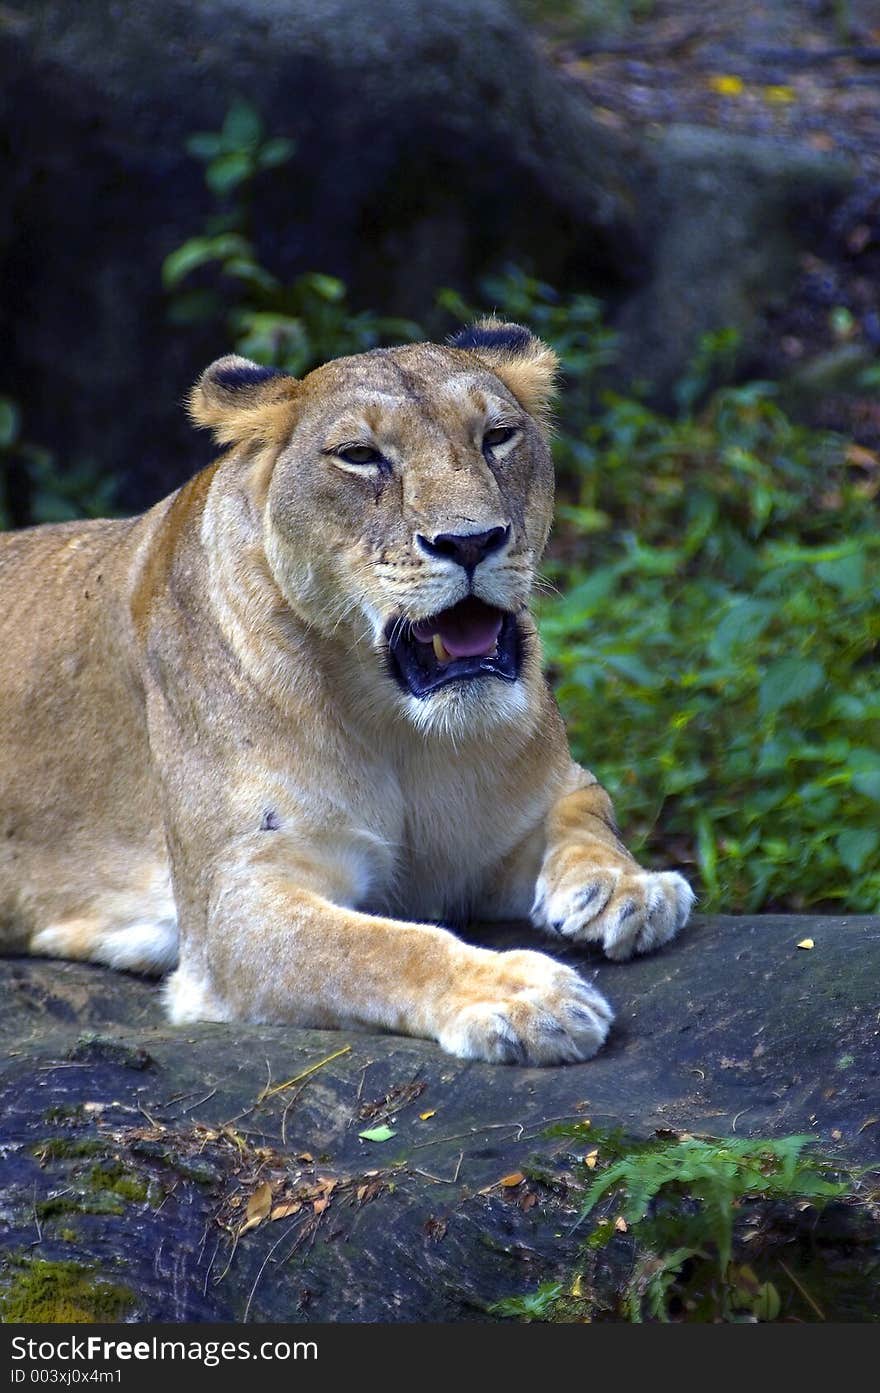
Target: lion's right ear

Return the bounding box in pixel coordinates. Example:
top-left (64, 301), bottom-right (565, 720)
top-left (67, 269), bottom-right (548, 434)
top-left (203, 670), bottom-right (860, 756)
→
top-left (188, 356), bottom-right (299, 448)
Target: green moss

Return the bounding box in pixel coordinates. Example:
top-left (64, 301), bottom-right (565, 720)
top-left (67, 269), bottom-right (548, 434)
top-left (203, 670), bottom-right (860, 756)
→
top-left (0, 1259), bottom-right (135, 1324)
top-left (43, 1104), bottom-right (86, 1124)
top-left (86, 1161), bottom-right (150, 1204)
top-left (32, 1137), bottom-right (109, 1163)
top-left (36, 1192), bottom-right (125, 1220)
top-left (35, 1162), bottom-right (152, 1221)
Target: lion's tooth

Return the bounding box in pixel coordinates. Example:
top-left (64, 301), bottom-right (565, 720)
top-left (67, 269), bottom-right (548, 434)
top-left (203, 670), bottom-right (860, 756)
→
top-left (432, 634), bottom-right (452, 664)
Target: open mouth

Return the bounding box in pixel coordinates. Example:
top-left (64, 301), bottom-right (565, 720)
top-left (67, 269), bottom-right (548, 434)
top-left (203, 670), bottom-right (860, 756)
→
top-left (386, 596), bottom-right (521, 698)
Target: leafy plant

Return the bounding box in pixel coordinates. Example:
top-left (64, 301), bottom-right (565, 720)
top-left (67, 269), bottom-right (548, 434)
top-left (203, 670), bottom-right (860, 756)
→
top-left (492, 1130), bottom-right (862, 1323)
top-left (0, 397), bottom-right (116, 528)
top-left (488, 1280), bottom-right (563, 1321)
top-left (575, 1133), bottom-right (848, 1321)
top-left (186, 98), bottom-right (296, 200)
top-left (164, 101), bottom-right (421, 376)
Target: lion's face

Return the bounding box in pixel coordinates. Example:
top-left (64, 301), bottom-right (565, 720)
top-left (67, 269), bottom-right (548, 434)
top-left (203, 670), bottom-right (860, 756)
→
top-left (191, 322), bottom-right (558, 734)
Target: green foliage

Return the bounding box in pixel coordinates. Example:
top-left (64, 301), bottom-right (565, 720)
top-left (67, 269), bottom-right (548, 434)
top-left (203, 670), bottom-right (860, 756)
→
top-left (0, 397), bottom-right (116, 528)
top-left (462, 271), bottom-right (880, 913)
top-left (185, 99), bottom-right (296, 199)
top-left (494, 1130), bottom-right (858, 1323)
top-left (576, 1133), bottom-right (849, 1322)
top-left (165, 100), bottom-right (421, 376)
top-left (488, 1281), bottom-right (563, 1321)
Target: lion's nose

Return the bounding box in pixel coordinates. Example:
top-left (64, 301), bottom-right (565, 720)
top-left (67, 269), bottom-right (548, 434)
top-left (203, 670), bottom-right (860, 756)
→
top-left (416, 525), bottom-right (510, 574)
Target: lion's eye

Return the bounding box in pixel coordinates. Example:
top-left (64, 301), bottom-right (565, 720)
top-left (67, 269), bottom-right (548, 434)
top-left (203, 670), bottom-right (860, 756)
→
top-left (335, 444), bottom-right (384, 467)
top-left (482, 425), bottom-right (519, 455)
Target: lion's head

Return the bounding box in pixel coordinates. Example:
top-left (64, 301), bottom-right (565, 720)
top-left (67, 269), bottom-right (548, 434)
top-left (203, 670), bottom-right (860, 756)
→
top-left (190, 320), bottom-right (558, 735)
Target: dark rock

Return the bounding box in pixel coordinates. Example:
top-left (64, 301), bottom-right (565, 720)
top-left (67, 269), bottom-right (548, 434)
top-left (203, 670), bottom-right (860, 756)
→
top-left (616, 125), bottom-right (855, 399)
top-left (0, 0), bottom-right (641, 513)
top-left (1, 915), bottom-right (878, 1321)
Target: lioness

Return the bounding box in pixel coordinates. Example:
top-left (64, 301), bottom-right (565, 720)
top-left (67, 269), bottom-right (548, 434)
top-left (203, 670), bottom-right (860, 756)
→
top-left (0, 321), bottom-right (693, 1064)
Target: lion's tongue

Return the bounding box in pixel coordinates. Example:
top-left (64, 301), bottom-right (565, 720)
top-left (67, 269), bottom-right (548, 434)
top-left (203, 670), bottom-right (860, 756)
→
top-left (413, 600), bottom-right (503, 659)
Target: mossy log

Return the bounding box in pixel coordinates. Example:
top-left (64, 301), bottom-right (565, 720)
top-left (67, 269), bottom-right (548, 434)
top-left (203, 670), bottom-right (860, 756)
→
top-left (1, 915), bottom-right (878, 1322)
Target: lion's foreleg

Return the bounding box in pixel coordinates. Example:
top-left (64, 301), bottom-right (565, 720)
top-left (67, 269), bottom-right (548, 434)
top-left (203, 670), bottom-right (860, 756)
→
top-left (165, 859), bottom-right (613, 1066)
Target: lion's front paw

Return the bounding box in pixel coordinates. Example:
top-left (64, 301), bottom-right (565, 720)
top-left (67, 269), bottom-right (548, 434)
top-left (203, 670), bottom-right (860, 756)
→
top-left (532, 866), bottom-right (695, 961)
top-left (438, 949), bottom-right (613, 1066)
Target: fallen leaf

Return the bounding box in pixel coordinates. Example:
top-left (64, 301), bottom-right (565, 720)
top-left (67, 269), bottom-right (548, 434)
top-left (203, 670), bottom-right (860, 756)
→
top-left (614, 1216), bottom-right (628, 1233)
top-left (500, 1171), bottom-right (525, 1188)
top-left (270, 1201), bottom-right (302, 1221)
top-left (358, 1124), bottom-right (396, 1143)
top-left (419, 1110), bottom-right (436, 1121)
top-left (247, 1181), bottom-right (272, 1220)
top-left (296, 1151), bottom-right (314, 1163)
top-left (571, 1273), bottom-right (583, 1298)
top-left (709, 74), bottom-right (745, 96)
top-left (238, 1180), bottom-right (273, 1234)
top-left (519, 1191), bottom-right (538, 1211)
top-left (584, 1149), bottom-right (599, 1170)
top-left (797, 938), bottom-right (815, 950)
top-left (312, 1197), bottom-right (329, 1215)
top-left (762, 84), bottom-right (795, 104)
top-left (356, 1180), bottom-right (383, 1205)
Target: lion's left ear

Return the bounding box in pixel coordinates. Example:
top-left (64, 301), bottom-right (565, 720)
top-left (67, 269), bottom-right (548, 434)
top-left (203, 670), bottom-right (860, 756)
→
top-left (188, 355), bottom-right (299, 447)
top-left (449, 319), bottom-right (558, 422)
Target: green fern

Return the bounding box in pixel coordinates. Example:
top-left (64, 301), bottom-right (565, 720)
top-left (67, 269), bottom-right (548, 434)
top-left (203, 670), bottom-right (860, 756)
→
top-left (488, 1281), bottom-right (563, 1321)
top-left (577, 1134), bottom-right (849, 1320)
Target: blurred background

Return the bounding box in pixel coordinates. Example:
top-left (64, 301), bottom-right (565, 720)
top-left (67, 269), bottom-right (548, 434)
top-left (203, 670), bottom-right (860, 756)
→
top-left (1, 0), bottom-right (878, 914)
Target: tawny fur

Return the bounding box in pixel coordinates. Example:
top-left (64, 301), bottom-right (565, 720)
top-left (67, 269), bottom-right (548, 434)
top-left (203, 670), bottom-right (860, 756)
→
top-left (0, 324), bottom-right (694, 1065)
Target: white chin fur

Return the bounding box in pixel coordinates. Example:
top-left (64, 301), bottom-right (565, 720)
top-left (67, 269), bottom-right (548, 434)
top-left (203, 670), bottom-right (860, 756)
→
top-left (402, 677), bottom-right (529, 738)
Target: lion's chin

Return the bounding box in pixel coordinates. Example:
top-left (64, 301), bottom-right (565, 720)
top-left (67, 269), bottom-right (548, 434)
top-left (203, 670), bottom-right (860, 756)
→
top-left (397, 672), bottom-right (531, 739)
top-left (384, 597), bottom-right (521, 699)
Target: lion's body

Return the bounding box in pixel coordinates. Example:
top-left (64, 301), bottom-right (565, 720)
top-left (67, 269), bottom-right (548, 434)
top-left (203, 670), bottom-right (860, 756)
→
top-left (0, 326), bottom-right (693, 1063)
